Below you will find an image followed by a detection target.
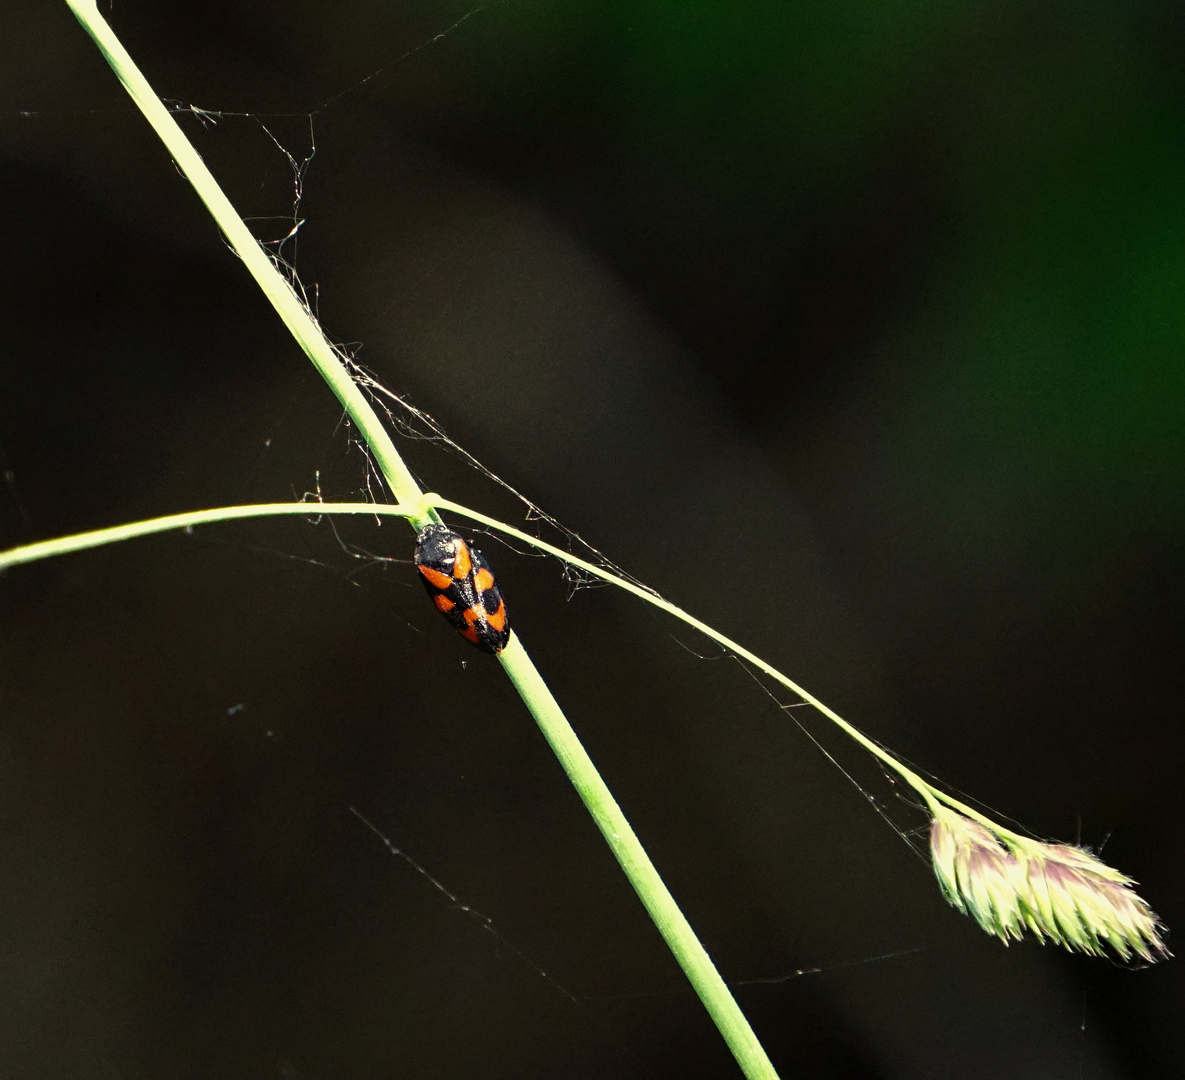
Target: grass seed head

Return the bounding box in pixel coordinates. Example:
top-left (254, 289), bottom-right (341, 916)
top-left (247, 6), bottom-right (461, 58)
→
top-left (929, 807), bottom-right (1168, 963)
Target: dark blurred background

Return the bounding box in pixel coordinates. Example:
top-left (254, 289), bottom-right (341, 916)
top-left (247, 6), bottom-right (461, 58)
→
top-left (1, 2), bottom-right (1183, 1077)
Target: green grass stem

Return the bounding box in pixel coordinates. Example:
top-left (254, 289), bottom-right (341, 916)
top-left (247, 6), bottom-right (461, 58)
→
top-left (0, 502), bottom-right (413, 570)
top-left (58, 4), bottom-right (782, 1075)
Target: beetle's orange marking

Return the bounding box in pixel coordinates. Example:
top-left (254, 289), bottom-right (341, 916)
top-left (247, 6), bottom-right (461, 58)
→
top-left (484, 600), bottom-right (507, 632)
top-left (473, 567), bottom-right (495, 591)
top-left (459, 623), bottom-right (480, 643)
top-left (462, 606), bottom-right (482, 626)
top-left (433, 594), bottom-right (456, 613)
top-left (452, 542), bottom-right (472, 579)
top-left (418, 565), bottom-right (453, 590)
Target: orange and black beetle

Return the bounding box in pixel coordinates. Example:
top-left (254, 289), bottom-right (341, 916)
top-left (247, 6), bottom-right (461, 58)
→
top-left (413, 524), bottom-right (510, 654)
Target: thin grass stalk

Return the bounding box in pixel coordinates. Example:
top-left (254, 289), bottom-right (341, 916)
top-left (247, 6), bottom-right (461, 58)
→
top-left (60, 3), bottom-right (781, 1076)
top-left (3, 492), bottom-right (1170, 965)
